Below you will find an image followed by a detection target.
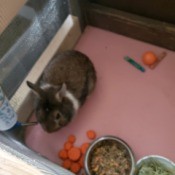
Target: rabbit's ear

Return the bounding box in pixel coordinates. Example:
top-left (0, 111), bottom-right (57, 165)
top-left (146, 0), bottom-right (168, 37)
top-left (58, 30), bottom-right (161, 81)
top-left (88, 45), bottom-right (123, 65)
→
top-left (26, 81), bottom-right (43, 98)
top-left (55, 83), bottom-right (67, 102)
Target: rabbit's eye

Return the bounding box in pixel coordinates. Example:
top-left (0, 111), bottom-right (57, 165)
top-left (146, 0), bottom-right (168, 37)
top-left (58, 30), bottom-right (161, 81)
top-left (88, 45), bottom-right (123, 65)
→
top-left (56, 114), bottom-right (60, 120)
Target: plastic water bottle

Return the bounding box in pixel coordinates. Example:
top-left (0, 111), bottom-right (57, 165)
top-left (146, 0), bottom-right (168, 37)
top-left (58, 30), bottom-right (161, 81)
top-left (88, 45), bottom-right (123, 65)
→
top-left (0, 86), bottom-right (17, 131)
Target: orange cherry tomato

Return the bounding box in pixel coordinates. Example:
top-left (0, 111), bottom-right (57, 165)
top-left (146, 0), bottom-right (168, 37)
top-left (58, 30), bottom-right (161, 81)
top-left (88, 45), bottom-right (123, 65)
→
top-left (142, 51), bottom-right (158, 65)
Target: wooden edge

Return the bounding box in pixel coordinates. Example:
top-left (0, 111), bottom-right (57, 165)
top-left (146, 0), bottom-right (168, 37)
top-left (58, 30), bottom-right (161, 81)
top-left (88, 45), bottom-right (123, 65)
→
top-left (85, 3), bottom-right (175, 51)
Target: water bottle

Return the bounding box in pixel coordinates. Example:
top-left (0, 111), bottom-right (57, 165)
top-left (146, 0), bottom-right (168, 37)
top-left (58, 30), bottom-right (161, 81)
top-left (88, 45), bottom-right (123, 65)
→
top-left (0, 86), bottom-right (17, 131)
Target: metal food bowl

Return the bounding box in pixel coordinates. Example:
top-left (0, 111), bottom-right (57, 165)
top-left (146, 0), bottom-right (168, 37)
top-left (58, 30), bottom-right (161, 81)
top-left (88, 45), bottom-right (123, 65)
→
top-left (84, 135), bottom-right (135, 175)
top-left (135, 155), bottom-right (175, 175)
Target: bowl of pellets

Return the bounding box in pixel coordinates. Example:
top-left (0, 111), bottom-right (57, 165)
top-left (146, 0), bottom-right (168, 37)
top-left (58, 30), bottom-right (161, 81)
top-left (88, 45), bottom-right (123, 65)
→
top-left (84, 135), bottom-right (135, 175)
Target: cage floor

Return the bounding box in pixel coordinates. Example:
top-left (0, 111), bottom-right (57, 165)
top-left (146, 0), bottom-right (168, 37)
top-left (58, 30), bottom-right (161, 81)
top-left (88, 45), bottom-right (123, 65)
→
top-left (25, 26), bottom-right (175, 165)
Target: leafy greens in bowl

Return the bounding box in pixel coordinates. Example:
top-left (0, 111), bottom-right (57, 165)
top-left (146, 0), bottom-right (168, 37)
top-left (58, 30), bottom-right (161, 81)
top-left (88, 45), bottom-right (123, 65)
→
top-left (135, 155), bottom-right (175, 175)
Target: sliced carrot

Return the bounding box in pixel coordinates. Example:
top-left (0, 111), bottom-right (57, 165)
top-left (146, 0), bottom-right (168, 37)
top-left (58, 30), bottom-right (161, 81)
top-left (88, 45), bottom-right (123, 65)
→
top-left (68, 135), bottom-right (76, 143)
top-left (68, 147), bottom-right (81, 161)
top-left (70, 162), bottom-right (81, 173)
top-left (62, 159), bottom-right (72, 169)
top-left (58, 149), bottom-right (68, 160)
top-left (64, 141), bottom-right (73, 151)
top-left (79, 155), bottom-right (85, 168)
top-left (87, 130), bottom-right (96, 140)
top-left (59, 131), bottom-right (97, 172)
top-left (81, 142), bottom-right (90, 154)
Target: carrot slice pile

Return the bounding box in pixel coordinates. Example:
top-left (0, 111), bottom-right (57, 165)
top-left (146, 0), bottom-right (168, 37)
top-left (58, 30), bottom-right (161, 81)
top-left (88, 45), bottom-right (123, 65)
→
top-left (58, 130), bottom-right (97, 174)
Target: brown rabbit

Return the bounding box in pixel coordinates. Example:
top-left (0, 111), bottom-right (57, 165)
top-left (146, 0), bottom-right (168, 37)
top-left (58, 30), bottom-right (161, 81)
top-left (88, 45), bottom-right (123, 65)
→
top-left (27, 50), bottom-right (96, 133)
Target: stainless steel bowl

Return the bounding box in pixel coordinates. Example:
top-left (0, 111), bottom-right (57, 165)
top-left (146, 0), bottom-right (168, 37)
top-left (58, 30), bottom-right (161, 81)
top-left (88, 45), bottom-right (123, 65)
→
top-left (135, 155), bottom-right (175, 175)
top-left (84, 135), bottom-right (135, 175)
